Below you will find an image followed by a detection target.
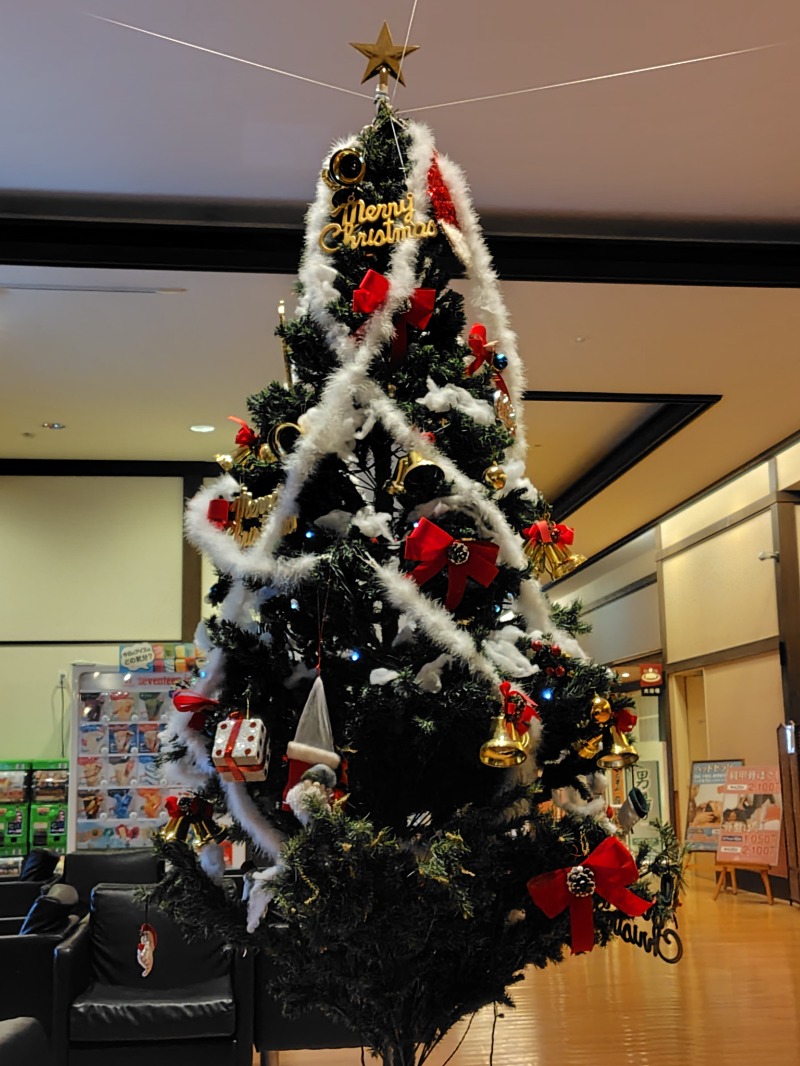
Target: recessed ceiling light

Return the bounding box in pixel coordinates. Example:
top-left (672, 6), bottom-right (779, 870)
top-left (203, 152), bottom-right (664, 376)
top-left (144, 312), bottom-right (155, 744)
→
top-left (41, 422), bottom-right (66, 429)
top-left (190, 424), bottom-right (215, 433)
top-left (621, 672), bottom-right (631, 678)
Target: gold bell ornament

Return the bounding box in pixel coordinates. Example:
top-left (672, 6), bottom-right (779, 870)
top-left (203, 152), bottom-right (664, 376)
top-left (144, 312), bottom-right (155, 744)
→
top-left (596, 726), bottom-right (639, 770)
top-left (158, 795), bottom-right (227, 850)
top-left (480, 681), bottom-right (538, 768)
top-left (479, 715), bottom-right (529, 767)
top-left (522, 518), bottom-right (586, 582)
top-left (384, 450), bottom-right (441, 495)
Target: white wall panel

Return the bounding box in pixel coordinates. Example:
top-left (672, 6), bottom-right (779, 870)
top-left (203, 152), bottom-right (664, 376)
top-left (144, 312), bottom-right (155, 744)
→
top-left (663, 512), bottom-right (778, 663)
top-left (0, 477), bottom-right (183, 641)
top-left (552, 529), bottom-right (656, 610)
top-left (578, 583), bottom-right (660, 665)
top-left (660, 464), bottom-right (770, 548)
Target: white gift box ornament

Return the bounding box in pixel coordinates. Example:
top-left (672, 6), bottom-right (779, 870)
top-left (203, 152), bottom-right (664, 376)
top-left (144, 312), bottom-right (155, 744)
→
top-left (213, 714), bottom-right (269, 783)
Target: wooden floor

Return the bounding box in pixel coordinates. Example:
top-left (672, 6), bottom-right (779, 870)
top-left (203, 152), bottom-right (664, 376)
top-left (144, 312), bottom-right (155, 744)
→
top-left (259, 863), bottom-right (800, 1066)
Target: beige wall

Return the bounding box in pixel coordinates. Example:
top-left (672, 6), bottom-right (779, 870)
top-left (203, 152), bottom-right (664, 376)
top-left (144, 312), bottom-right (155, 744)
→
top-left (662, 511), bottom-right (778, 663)
top-left (0, 476), bottom-right (186, 759)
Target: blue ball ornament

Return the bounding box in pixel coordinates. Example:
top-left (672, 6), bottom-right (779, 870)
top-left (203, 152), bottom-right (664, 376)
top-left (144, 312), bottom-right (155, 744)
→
top-left (494, 352), bottom-right (508, 371)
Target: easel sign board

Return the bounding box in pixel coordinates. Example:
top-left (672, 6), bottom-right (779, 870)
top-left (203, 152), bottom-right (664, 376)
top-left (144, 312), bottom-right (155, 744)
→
top-left (686, 760), bottom-right (744, 851)
top-left (716, 765), bottom-right (783, 867)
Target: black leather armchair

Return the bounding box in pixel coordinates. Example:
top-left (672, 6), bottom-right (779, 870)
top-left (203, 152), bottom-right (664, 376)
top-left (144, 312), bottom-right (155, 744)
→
top-left (53, 883), bottom-right (253, 1066)
top-left (61, 849), bottom-right (163, 914)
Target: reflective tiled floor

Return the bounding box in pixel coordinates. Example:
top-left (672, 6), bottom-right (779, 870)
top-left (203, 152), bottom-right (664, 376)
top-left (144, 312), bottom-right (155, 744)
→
top-left (262, 865), bottom-right (800, 1066)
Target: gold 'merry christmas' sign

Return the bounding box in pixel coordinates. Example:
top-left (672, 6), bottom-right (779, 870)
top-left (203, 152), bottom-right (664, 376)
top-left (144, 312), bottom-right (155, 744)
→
top-left (319, 192), bottom-right (438, 253)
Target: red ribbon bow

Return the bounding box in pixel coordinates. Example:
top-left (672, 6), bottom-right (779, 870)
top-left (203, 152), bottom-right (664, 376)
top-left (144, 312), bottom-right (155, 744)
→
top-left (527, 836), bottom-right (651, 955)
top-left (164, 794), bottom-right (212, 820)
top-left (467, 323), bottom-right (496, 376)
top-left (499, 681), bottom-right (539, 734)
top-left (227, 415), bottom-right (257, 449)
top-left (404, 517), bottom-right (499, 612)
top-left (172, 691), bottom-right (219, 732)
top-left (615, 708), bottom-right (638, 734)
top-left (207, 498), bottom-right (232, 529)
top-left (352, 270), bottom-right (435, 365)
top-left (522, 520), bottom-right (575, 547)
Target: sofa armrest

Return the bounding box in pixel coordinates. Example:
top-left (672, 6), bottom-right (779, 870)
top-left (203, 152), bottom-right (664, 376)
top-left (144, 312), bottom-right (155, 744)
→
top-left (52, 917), bottom-right (91, 1066)
top-left (0, 932), bottom-right (61, 1031)
top-left (0, 881), bottom-right (44, 919)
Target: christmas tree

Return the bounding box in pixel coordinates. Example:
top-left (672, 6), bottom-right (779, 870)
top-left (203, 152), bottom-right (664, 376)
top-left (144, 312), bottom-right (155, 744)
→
top-left (153, 27), bottom-right (683, 1066)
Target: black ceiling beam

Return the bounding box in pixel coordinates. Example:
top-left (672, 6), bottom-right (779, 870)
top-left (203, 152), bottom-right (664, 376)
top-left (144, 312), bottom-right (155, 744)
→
top-left (0, 459), bottom-right (219, 478)
top-left (3, 215), bottom-right (800, 286)
top-left (522, 391), bottom-right (721, 520)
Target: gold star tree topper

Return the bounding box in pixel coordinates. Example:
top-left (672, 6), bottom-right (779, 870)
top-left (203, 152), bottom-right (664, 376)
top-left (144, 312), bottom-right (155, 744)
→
top-left (350, 22), bottom-right (419, 88)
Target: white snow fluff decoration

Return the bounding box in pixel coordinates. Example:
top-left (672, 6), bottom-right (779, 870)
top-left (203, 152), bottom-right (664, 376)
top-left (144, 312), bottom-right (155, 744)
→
top-left (370, 668), bottom-right (401, 686)
top-left (197, 840), bottom-right (226, 884)
top-left (315, 510), bottom-right (355, 536)
top-left (484, 627), bottom-right (538, 678)
top-left (352, 507), bottom-right (395, 541)
top-left (417, 377), bottom-right (495, 424)
top-left (283, 662), bottom-right (319, 690)
top-left (246, 864), bottom-right (284, 934)
top-left (414, 654), bottom-right (451, 693)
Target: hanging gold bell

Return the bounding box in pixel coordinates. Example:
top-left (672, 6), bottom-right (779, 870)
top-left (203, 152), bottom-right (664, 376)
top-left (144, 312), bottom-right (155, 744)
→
top-left (191, 817), bottom-right (227, 851)
top-left (384, 450), bottom-right (440, 495)
top-left (479, 715), bottom-right (529, 767)
top-left (596, 726), bottom-right (639, 769)
top-left (159, 814), bottom-right (191, 844)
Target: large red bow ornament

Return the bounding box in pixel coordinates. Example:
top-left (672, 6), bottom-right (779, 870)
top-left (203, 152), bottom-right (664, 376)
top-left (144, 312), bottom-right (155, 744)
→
top-left (527, 835), bottom-right (651, 955)
top-left (615, 708), bottom-right (638, 734)
top-left (352, 269), bottom-right (435, 365)
top-left (172, 691), bottom-right (219, 732)
top-left (404, 517), bottom-right (499, 612)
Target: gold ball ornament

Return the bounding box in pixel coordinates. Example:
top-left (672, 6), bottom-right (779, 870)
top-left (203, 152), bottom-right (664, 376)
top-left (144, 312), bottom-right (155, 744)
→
top-left (591, 695), bottom-right (613, 725)
top-left (483, 462), bottom-right (507, 491)
top-left (258, 443), bottom-right (277, 463)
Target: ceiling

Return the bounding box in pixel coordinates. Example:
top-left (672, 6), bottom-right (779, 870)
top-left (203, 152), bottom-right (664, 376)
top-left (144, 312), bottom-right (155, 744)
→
top-left (2, 2), bottom-right (800, 564)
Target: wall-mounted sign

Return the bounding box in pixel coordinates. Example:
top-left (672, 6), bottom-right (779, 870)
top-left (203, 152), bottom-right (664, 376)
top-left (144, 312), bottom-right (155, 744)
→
top-left (639, 663), bottom-right (663, 696)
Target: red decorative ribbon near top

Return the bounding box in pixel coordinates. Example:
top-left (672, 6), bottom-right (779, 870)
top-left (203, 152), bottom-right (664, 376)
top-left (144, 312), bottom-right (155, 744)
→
top-left (227, 415), bottom-right (257, 449)
top-left (499, 681), bottom-right (539, 734)
top-left (404, 517), bottom-right (499, 612)
top-left (527, 835), bottom-right (651, 955)
top-left (172, 691), bottom-right (219, 732)
top-left (427, 155), bottom-right (459, 228)
top-left (352, 269), bottom-right (435, 365)
top-left (522, 520), bottom-right (576, 547)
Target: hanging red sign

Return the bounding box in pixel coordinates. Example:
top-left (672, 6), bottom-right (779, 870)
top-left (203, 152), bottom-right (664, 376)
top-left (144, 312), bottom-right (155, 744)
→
top-left (639, 663), bottom-right (663, 696)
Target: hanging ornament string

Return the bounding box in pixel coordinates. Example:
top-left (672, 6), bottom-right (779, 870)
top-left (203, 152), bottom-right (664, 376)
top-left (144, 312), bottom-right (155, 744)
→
top-left (391, 0), bottom-right (421, 105)
top-left (87, 15), bottom-right (371, 99)
top-left (316, 577), bottom-right (333, 675)
top-left (404, 41), bottom-right (788, 114)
